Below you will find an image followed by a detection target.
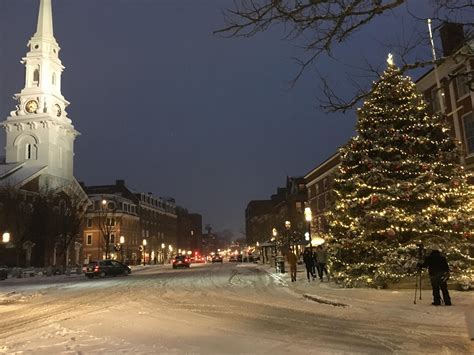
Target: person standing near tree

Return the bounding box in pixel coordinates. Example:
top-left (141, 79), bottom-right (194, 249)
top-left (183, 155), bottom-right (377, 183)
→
top-left (303, 249), bottom-right (315, 282)
top-left (418, 247), bottom-right (452, 306)
top-left (316, 245), bottom-right (329, 282)
top-left (287, 249), bottom-right (298, 282)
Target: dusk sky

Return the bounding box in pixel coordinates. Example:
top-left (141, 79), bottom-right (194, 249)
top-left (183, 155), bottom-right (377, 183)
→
top-left (0, 1), bottom-right (433, 235)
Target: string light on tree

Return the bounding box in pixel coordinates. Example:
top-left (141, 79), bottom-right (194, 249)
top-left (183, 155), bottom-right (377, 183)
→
top-left (326, 55), bottom-right (474, 288)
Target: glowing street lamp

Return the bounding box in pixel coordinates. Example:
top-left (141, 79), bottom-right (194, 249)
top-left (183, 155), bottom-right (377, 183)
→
top-left (304, 207), bottom-right (313, 252)
top-left (161, 243), bottom-right (166, 264)
top-left (119, 236), bottom-right (125, 262)
top-left (285, 220), bottom-right (291, 252)
top-left (142, 239), bottom-right (147, 265)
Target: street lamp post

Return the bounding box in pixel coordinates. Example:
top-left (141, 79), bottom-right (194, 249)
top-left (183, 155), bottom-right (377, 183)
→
top-left (119, 236), bottom-right (125, 263)
top-left (304, 207), bottom-right (313, 253)
top-left (272, 228), bottom-right (278, 271)
top-left (142, 239), bottom-right (147, 266)
top-left (161, 243), bottom-right (165, 264)
top-left (285, 220), bottom-right (291, 254)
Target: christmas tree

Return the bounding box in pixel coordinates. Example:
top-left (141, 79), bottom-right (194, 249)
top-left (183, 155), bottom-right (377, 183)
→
top-left (327, 55), bottom-right (474, 288)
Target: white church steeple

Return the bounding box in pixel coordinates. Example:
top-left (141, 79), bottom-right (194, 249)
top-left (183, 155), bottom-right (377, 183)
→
top-left (35, 0), bottom-right (55, 39)
top-left (1, 0), bottom-right (79, 185)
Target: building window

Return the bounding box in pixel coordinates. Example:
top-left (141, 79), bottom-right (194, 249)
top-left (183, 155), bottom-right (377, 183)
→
top-left (106, 218), bottom-right (116, 226)
top-left (462, 112), bottom-right (474, 155)
top-left (110, 234), bottom-right (115, 244)
top-left (456, 72), bottom-right (470, 99)
top-left (25, 144), bottom-right (32, 160)
top-left (296, 202), bottom-right (303, 213)
top-left (33, 68), bottom-right (40, 85)
top-left (87, 218), bottom-right (92, 228)
top-left (86, 234), bottom-right (92, 245)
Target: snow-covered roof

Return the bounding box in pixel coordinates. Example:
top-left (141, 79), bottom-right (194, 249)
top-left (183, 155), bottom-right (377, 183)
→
top-left (0, 162), bottom-right (47, 188)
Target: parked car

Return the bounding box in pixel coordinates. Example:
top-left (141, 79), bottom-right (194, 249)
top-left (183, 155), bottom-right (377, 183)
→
top-left (212, 255), bottom-right (223, 263)
top-left (229, 255), bottom-right (238, 262)
top-left (172, 255), bottom-right (191, 269)
top-left (84, 260), bottom-right (131, 278)
top-left (0, 265), bottom-right (8, 280)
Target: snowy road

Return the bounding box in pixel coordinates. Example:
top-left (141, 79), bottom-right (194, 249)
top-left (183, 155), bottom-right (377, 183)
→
top-left (0, 263), bottom-right (472, 354)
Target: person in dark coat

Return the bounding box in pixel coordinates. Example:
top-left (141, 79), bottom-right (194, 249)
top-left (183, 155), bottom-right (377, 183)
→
top-left (419, 248), bottom-right (452, 306)
top-left (303, 249), bottom-right (315, 282)
top-left (316, 245), bottom-right (329, 282)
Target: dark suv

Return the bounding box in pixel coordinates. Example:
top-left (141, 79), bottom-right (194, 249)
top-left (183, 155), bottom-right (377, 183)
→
top-left (84, 260), bottom-right (131, 278)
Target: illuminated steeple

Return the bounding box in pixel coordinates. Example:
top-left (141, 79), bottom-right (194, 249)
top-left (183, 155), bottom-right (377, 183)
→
top-left (0, 0), bottom-right (79, 184)
top-left (34, 0), bottom-right (54, 40)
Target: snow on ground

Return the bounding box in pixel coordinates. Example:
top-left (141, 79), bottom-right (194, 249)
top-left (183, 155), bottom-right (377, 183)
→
top-left (0, 263), bottom-right (472, 354)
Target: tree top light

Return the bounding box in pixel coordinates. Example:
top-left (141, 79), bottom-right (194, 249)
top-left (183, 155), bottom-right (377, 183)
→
top-left (285, 221), bottom-right (291, 229)
top-left (272, 228), bottom-right (277, 237)
top-left (387, 53), bottom-right (394, 66)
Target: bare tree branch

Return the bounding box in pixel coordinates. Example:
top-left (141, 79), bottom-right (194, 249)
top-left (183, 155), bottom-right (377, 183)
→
top-left (216, 0), bottom-right (474, 112)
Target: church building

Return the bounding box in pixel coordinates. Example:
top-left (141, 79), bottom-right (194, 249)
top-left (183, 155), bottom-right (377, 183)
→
top-left (0, 0), bottom-right (84, 197)
top-left (0, 0), bottom-right (88, 268)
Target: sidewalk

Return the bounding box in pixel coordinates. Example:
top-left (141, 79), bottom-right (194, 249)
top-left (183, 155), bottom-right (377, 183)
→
top-left (256, 262), bottom-right (474, 340)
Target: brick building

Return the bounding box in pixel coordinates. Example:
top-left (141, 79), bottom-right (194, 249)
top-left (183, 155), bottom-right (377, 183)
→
top-left (176, 208), bottom-right (203, 254)
top-left (245, 176), bottom-right (307, 247)
top-left (81, 180), bottom-right (178, 264)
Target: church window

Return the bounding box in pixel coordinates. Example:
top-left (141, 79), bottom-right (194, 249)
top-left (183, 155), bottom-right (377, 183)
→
top-left (25, 144), bottom-right (32, 160)
top-left (33, 68), bottom-right (40, 85)
top-left (34, 44), bottom-right (39, 50)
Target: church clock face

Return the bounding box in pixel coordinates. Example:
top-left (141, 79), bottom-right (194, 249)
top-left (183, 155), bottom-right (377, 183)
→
top-left (54, 104), bottom-right (62, 117)
top-left (25, 100), bottom-right (38, 113)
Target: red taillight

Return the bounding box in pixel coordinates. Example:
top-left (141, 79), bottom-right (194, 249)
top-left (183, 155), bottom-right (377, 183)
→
top-left (94, 266), bottom-right (99, 271)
